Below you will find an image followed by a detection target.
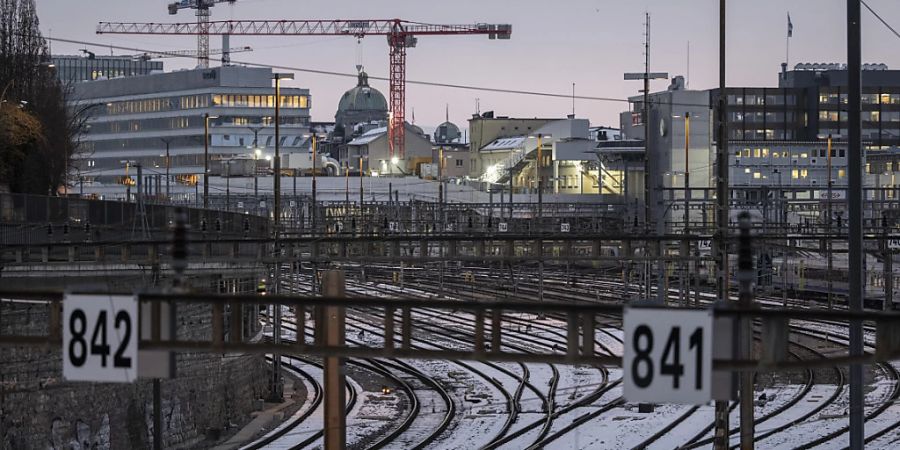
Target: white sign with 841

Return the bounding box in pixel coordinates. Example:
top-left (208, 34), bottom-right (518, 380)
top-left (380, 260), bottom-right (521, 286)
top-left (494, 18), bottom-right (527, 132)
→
top-left (623, 307), bottom-right (712, 404)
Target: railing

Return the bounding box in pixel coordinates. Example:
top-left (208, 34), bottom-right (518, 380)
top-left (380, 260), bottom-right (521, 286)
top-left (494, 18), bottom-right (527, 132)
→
top-left (0, 193), bottom-right (269, 246)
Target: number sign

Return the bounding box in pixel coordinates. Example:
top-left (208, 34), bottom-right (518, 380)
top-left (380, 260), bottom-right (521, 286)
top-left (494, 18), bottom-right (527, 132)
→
top-left (623, 307), bottom-right (712, 404)
top-left (499, 222), bottom-right (508, 232)
top-left (63, 294), bottom-right (138, 383)
top-left (561, 223), bottom-right (571, 233)
top-left (889, 238), bottom-right (900, 251)
top-left (698, 239), bottom-right (712, 251)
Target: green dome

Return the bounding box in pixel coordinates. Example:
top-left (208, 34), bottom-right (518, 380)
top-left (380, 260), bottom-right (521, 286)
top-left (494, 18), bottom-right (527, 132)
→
top-left (434, 121), bottom-right (461, 143)
top-left (335, 70), bottom-right (388, 126)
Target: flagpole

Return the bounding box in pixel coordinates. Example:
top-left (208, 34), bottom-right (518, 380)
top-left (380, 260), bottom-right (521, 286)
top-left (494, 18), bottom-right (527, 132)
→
top-left (786, 12), bottom-right (792, 70)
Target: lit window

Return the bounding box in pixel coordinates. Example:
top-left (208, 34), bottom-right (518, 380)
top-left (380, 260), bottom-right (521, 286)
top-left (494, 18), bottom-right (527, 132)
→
top-left (800, 169), bottom-right (808, 178)
top-left (838, 169), bottom-right (846, 178)
top-left (753, 148), bottom-right (761, 158)
top-left (744, 168), bottom-right (751, 173)
top-left (800, 153), bottom-right (808, 158)
top-left (753, 172), bottom-right (761, 179)
top-left (792, 169), bottom-right (800, 179)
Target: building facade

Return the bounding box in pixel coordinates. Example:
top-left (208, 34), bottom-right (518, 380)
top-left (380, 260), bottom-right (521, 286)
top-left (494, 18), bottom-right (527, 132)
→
top-left (71, 66), bottom-right (311, 200)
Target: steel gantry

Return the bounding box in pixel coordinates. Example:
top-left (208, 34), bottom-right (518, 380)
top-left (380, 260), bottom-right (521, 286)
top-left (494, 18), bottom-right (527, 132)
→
top-left (96, 19), bottom-right (512, 158)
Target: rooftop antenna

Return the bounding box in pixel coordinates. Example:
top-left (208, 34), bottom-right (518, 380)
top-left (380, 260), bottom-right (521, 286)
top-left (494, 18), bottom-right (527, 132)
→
top-left (475, 98), bottom-right (480, 115)
top-left (687, 40), bottom-right (690, 88)
top-left (572, 82), bottom-right (576, 116)
top-left (445, 103), bottom-right (449, 122)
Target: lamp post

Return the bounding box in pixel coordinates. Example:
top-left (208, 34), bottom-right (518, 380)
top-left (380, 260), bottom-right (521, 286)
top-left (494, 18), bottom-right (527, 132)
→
top-left (203, 113), bottom-right (219, 209)
top-left (359, 155), bottom-right (365, 206)
top-left (272, 72), bottom-right (294, 234)
top-left (438, 146), bottom-right (444, 204)
top-left (680, 113), bottom-right (691, 231)
top-left (269, 72), bottom-right (293, 404)
top-left (160, 138), bottom-right (171, 203)
top-left (312, 133), bottom-right (318, 230)
top-left (248, 125), bottom-right (263, 198)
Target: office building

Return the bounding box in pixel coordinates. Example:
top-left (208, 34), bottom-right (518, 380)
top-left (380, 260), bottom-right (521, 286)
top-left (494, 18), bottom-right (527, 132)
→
top-left (71, 66), bottom-right (311, 200)
top-left (52, 53), bottom-right (163, 84)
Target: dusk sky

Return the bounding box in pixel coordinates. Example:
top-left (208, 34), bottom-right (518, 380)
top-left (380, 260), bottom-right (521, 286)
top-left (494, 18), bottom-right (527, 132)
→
top-left (37, 0), bottom-right (900, 128)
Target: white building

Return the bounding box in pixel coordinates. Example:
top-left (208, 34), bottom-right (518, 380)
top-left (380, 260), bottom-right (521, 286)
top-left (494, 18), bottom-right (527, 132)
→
top-left (71, 66), bottom-right (311, 201)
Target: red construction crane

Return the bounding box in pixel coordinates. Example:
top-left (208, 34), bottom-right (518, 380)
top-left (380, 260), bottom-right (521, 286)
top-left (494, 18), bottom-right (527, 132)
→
top-left (97, 19), bottom-right (512, 158)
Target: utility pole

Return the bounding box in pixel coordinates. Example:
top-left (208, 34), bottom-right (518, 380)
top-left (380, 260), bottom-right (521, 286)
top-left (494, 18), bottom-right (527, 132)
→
top-left (203, 113), bottom-right (211, 209)
top-left (827, 134), bottom-right (834, 309)
top-left (161, 138), bottom-right (171, 203)
top-left (322, 270), bottom-right (347, 450)
top-left (737, 212), bottom-right (754, 449)
top-left (624, 15), bottom-right (667, 302)
top-left (713, 0), bottom-right (731, 447)
top-left (270, 72), bottom-right (292, 403)
top-left (847, 1), bottom-right (864, 447)
top-left (312, 134), bottom-right (318, 231)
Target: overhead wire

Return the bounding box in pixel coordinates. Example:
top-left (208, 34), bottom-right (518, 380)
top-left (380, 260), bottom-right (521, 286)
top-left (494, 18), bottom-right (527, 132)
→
top-left (41, 34), bottom-right (638, 104)
top-left (861, 0), bottom-right (900, 41)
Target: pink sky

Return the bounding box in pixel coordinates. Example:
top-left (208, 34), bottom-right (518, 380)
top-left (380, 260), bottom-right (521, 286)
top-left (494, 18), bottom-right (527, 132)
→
top-left (38, 0), bottom-right (900, 128)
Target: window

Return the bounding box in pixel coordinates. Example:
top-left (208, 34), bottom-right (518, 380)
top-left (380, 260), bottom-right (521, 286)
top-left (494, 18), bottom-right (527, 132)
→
top-left (792, 169), bottom-right (800, 179)
top-left (800, 152), bottom-right (808, 158)
top-left (839, 169), bottom-right (846, 178)
top-left (753, 172), bottom-right (761, 179)
top-left (455, 159), bottom-right (463, 167)
top-left (800, 169), bottom-right (808, 178)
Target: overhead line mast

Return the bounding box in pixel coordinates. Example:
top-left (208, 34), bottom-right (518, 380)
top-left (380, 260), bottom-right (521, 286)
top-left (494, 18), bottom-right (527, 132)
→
top-left (97, 19), bottom-right (512, 159)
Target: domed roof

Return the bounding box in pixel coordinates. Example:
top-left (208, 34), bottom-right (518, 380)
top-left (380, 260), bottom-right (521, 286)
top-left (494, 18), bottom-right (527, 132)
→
top-left (434, 121), bottom-right (461, 144)
top-left (336, 70), bottom-right (388, 117)
top-left (409, 123), bottom-right (426, 138)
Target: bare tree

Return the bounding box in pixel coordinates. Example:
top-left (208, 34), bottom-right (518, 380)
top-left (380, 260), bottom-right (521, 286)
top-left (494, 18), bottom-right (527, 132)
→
top-left (0, 0), bottom-right (77, 194)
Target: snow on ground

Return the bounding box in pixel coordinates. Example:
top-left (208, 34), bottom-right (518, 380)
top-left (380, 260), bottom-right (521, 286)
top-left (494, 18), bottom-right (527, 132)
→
top-left (597, 328), bottom-right (623, 356)
top-left (416, 359), bottom-right (508, 450)
top-left (646, 403), bottom-right (719, 450)
top-left (547, 402), bottom-right (693, 450)
top-left (555, 365), bottom-right (601, 408)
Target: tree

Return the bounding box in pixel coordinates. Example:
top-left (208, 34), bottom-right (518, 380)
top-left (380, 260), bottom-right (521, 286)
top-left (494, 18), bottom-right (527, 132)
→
top-left (0, 0), bottom-right (77, 195)
top-left (0, 102), bottom-right (43, 191)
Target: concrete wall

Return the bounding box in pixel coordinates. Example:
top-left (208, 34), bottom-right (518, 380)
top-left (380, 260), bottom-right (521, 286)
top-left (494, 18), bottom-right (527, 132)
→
top-left (0, 286), bottom-right (268, 450)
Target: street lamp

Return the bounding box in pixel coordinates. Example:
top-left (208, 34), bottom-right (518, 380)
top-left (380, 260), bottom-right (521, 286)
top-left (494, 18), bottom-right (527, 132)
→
top-left (391, 156), bottom-right (399, 177)
top-left (160, 138), bottom-right (171, 202)
top-left (248, 125), bottom-right (264, 198)
top-left (303, 132), bottom-right (323, 230)
top-left (203, 113), bottom-right (219, 208)
top-left (528, 133), bottom-right (551, 219)
top-left (272, 72), bottom-right (294, 233)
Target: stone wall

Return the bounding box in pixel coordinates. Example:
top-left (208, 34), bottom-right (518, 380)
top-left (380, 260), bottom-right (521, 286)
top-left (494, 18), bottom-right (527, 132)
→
top-left (0, 278), bottom-right (268, 449)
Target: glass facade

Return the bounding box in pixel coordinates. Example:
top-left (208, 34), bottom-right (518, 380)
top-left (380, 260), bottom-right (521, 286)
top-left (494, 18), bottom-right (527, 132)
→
top-left (713, 88), bottom-right (804, 141)
top-left (52, 56), bottom-right (163, 84)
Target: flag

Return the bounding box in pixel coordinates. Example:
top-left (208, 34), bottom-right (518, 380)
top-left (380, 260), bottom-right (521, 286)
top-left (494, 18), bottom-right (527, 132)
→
top-left (787, 13), bottom-right (793, 38)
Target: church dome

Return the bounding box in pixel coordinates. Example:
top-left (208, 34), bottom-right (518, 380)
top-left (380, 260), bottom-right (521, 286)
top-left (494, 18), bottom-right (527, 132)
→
top-left (335, 70), bottom-right (388, 126)
top-left (434, 121), bottom-right (461, 144)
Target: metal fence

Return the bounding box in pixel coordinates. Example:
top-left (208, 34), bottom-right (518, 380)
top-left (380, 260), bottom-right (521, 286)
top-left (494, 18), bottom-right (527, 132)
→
top-left (0, 193), bottom-right (270, 246)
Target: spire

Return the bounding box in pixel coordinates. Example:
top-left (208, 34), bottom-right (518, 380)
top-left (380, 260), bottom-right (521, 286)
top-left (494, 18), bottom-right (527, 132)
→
top-left (356, 65), bottom-right (368, 87)
top-left (445, 103), bottom-right (449, 122)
